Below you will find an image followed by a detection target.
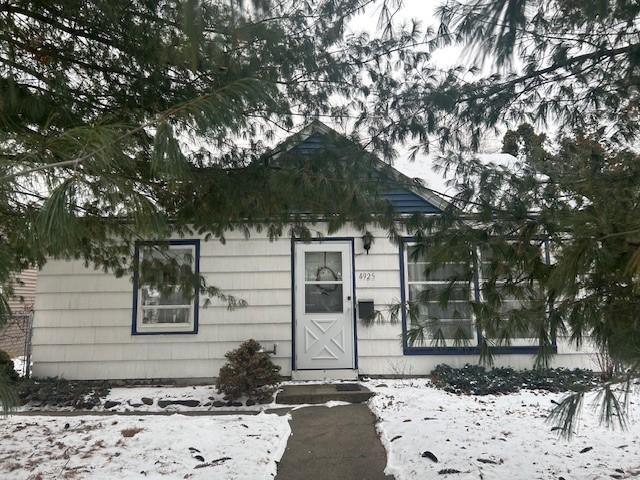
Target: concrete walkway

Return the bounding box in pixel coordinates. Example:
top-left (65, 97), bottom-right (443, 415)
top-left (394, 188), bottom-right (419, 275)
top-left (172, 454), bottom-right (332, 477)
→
top-left (276, 404), bottom-right (394, 480)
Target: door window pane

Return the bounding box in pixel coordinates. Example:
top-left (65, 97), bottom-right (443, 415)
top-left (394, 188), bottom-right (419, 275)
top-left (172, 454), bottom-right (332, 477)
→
top-left (305, 252), bottom-right (342, 282)
top-left (305, 284), bottom-right (343, 313)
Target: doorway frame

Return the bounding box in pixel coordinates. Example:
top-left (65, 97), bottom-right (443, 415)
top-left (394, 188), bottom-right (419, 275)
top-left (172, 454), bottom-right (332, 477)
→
top-left (291, 237), bottom-right (358, 371)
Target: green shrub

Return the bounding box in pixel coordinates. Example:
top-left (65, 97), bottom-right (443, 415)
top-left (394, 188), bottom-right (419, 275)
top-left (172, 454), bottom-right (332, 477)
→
top-left (216, 339), bottom-right (281, 401)
top-left (0, 350), bottom-right (18, 383)
top-left (0, 350), bottom-right (19, 414)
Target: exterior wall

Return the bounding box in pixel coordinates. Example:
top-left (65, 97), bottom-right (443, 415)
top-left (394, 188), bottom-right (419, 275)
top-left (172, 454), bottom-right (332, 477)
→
top-left (7, 268), bottom-right (38, 313)
top-left (0, 315), bottom-right (32, 357)
top-left (31, 225), bottom-right (595, 380)
top-left (0, 269), bottom-right (37, 357)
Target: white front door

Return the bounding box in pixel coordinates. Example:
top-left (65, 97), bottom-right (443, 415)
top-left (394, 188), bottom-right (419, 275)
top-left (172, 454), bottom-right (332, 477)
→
top-left (294, 241), bottom-right (355, 370)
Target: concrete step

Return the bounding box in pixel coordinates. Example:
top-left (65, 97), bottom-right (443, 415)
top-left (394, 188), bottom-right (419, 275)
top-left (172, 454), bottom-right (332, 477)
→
top-left (275, 383), bottom-right (373, 405)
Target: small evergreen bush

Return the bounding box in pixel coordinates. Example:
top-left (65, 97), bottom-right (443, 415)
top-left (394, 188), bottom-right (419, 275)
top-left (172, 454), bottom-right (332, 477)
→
top-left (216, 339), bottom-right (281, 401)
top-left (0, 350), bottom-right (19, 383)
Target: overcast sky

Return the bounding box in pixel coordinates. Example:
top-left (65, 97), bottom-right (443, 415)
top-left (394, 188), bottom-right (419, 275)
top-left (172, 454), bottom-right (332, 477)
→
top-left (192, 1), bottom-right (509, 196)
top-left (343, 0), bottom-right (505, 195)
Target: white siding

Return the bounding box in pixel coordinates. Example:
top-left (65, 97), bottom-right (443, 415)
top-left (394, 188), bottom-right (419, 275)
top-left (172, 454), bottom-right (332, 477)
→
top-left (32, 224), bottom-right (595, 380)
top-left (32, 229), bottom-right (294, 380)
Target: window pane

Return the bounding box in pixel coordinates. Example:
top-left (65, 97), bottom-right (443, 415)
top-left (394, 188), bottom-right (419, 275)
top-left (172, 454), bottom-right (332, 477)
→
top-left (142, 307), bottom-right (190, 324)
top-left (407, 245), bottom-right (426, 263)
top-left (407, 283), bottom-right (474, 345)
top-left (141, 286), bottom-right (189, 306)
top-left (408, 284), bottom-right (470, 302)
top-left (480, 261), bottom-right (512, 281)
top-left (139, 245), bottom-right (195, 308)
top-left (480, 250), bottom-right (547, 340)
top-left (143, 246), bottom-right (193, 265)
top-left (420, 302), bottom-right (472, 319)
top-left (409, 285), bottom-right (471, 318)
top-left (305, 284), bottom-right (343, 313)
top-left (494, 294), bottom-right (543, 338)
top-left (305, 252), bottom-right (342, 282)
top-left (479, 247), bottom-right (544, 281)
top-left (413, 317), bottom-right (475, 340)
top-left (406, 246), bottom-right (467, 281)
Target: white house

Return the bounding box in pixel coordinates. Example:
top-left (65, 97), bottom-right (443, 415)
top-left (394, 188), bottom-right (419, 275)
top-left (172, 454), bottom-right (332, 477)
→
top-left (31, 122), bottom-right (594, 381)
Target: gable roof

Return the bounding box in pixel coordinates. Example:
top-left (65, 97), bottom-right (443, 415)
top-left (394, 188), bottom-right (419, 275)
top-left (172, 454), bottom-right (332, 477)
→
top-left (269, 120), bottom-right (450, 214)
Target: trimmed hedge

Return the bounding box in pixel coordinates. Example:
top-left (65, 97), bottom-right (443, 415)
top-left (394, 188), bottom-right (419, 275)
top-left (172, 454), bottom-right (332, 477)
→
top-left (431, 364), bottom-right (599, 395)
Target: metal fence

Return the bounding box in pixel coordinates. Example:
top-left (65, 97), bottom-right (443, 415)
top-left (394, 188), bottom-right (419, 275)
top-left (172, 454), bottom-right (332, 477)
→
top-left (0, 313), bottom-right (33, 377)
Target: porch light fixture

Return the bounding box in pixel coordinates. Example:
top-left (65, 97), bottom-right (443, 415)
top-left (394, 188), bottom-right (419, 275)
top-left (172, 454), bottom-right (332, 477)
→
top-left (362, 231), bottom-right (374, 254)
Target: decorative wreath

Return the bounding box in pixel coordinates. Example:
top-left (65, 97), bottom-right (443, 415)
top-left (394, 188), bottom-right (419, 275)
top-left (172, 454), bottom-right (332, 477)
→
top-left (314, 253), bottom-right (340, 293)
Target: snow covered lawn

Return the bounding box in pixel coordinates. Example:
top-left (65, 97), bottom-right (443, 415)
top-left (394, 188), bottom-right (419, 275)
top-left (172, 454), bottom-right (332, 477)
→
top-left (0, 413), bottom-right (290, 479)
top-left (368, 380), bottom-right (640, 480)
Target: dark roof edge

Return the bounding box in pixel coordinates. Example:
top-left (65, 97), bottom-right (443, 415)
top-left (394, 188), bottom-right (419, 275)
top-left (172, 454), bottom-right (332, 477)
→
top-left (270, 120), bottom-right (452, 212)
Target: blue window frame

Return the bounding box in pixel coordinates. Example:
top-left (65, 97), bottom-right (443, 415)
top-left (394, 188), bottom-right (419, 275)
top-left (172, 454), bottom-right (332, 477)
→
top-left (132, 239), bottom-right (200, 335)
top-left (399, 238), bottom-right (556, 355)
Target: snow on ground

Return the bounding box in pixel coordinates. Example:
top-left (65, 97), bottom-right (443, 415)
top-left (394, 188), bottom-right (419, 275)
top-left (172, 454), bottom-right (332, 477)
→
top-left (100, 385), bottom-right (270, 412)
top-left (0, 412), bottom-right (290, 480)
top-left (101, 384), bottom-right (354, 412)
top-left (11, 356), bottom-right (28, 377)
top-left (94, 384), bottom-right (350, 412)
top-left (17, 381), bottom-right (356, 413)
top-left (368, 380), bottom-right (640, 480)
top-left (16, 385), bottom-right (279, 413)
top-left (290, 400), bottom-right (352, 410)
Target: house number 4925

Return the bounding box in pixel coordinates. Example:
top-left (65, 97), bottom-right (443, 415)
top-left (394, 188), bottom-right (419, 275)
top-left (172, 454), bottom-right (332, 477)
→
top-left (358, 272), bottom-right (375, 281)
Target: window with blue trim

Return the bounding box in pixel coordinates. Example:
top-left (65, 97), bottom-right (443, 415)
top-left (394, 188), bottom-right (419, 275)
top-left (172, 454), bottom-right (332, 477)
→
top-left (403, 243), bottom-right (477, 349)
top-left (401, 240), bottom-right (552, 354)
top-left (133, 241), bottom-right (199, 335)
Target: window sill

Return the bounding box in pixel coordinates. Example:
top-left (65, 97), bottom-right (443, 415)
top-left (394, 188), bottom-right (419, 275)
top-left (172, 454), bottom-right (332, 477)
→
top-left (403, 345), bottom-right (557, 355)
top-left (132, 327), bottom-right (198, 336)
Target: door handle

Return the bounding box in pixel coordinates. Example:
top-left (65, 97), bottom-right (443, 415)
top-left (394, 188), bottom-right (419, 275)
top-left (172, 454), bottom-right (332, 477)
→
top-left (347, 296), bottom-right (351, 301)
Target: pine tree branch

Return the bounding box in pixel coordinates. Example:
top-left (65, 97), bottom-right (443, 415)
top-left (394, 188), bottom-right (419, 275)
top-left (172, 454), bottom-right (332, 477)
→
top-left (0, 33), bottom-right (139, 80)
top-left (460, 43), bottom-right (640, 103)
top-left (0, 4), bottom-right (129, 53)
top-left (0, 78), bottom-right (263, 183)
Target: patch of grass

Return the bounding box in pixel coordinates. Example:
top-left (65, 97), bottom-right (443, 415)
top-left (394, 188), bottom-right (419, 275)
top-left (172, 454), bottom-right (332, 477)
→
top-left (431, 364), bottom-right (599, 395)
top-left (120, 427), bottom-right (144, 438)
